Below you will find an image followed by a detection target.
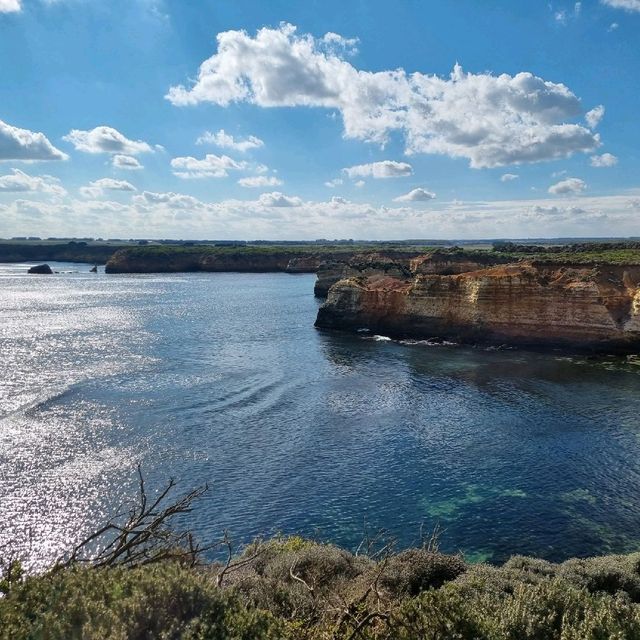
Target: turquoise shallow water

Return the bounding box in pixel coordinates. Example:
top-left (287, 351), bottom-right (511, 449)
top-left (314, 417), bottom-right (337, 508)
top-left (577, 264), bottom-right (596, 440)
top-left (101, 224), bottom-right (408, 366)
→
top-left (2, 262), bottom-right (640, 570)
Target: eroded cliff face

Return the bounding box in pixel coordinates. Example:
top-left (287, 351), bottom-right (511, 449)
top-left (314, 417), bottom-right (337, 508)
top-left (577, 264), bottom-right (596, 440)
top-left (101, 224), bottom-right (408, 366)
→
top-left (316, 258), bottom-right (640, 351)
top-left (313, 251), bottom-right (431, 297)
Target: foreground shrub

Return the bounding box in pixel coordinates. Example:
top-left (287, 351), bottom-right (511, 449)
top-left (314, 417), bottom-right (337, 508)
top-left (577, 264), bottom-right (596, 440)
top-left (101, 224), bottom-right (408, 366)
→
top-left (0, 562), bottom-right (289, 640)
top-left (4, 548), bottom-right (640, 639)
top-left (377, 548), bottom-right (467, 597)
top-left (391, 579), bottom-right (640, 640)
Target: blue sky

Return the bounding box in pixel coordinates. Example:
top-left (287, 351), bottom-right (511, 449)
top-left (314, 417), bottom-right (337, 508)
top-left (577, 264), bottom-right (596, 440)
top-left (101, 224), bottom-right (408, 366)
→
top-left (0, 0), bottom-right (639, 240)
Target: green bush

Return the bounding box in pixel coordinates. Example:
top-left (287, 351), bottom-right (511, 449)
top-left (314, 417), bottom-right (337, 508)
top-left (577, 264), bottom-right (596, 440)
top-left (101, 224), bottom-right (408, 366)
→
top-left (377, 548), bottom-right (467, 597)
top-left (4, 541), bottom-right (640, 639)
top-left (0, 563), bottom-right (289, 640)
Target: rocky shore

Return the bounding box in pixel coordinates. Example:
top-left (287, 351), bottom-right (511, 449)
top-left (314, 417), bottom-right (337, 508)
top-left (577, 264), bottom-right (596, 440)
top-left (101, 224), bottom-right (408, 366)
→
top-left (316, 249), bottom-right (640, 351)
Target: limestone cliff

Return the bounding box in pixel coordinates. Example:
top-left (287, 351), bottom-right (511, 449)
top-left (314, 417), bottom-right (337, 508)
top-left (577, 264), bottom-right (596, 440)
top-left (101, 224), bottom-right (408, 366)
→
top-left (316, 256), bottom-right (640, 351)
top-left (313, 250), bottom-right (433, 297)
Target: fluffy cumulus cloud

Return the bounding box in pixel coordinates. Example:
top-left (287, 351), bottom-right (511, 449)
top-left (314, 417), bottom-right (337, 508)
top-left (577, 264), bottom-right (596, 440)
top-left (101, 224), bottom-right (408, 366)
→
top-left (325, 178), bottom-right (343, 188)
top-left (585, 105), bottom-right (605, 129)
top-left (501, 173), bottom-right (519, 182)
top-left (393, 187), bottom-right (436, 202)
top-left (63, 126), bottom-right (153, 155)
top-left (0, 119), bottom-right (68, 161)
top-left (170, 153), bottom-right (248, 179)
top-left (601, 0), bottom-right (640, 11)
top-left (0, 169), bottom-right (66, 196)
top-left (590, 152), bottom-right (618, 167)
top-left (80, 177), bottom-right (137, 198)
top-left (237, 175), bottom-right (283, 188)
top-left (343, 160), bottom-right (413, 179)
top-left (548, 177), bottom-right (587, 195)
top-left (196, 129), bottom-right (264, 152)
top-left (0, 0), bottom-right (20, 12)
top-left (112, 154), bottom-right (143, 170)
top-left (167, 24), bottom-right (601, 168)
top-left (258, 191), bottom-right (302, 207)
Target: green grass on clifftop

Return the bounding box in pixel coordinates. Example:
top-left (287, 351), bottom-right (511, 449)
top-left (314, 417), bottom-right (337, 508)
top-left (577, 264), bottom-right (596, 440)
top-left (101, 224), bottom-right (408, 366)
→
top-left (118, 243), bottom-right (434, 258)
top-left (117, 242), bottom-right (640, 265)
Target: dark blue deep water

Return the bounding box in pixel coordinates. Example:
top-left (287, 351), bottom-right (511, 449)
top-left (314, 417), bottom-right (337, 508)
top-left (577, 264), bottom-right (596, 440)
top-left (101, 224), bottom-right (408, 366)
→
top-left (2, 262), bottom-right (640, 570)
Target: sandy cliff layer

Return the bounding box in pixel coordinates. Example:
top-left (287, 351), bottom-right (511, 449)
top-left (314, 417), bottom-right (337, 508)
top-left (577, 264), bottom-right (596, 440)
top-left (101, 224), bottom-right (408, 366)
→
top-left (316, 256), bottom-right (640, 351)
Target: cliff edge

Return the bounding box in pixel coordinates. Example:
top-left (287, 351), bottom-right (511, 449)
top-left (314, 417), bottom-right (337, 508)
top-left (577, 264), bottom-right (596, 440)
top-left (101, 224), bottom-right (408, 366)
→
top-left (315, 251), bottom-right (640, 351)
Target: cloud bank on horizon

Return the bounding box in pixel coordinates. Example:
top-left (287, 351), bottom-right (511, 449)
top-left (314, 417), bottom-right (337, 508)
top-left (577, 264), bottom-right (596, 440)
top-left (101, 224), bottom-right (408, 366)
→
top-left (0, 0), bottom-right (638, 240)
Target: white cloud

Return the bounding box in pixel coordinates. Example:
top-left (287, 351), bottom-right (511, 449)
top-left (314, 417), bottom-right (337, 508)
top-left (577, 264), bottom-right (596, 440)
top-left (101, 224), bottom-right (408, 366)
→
top-left (92, 178), bottom-right (137, 191)
top-left (196, 129), bottom-right (264, 152)
top-left (321, 32), bottom-right (359, 52)
top-left (590, 152), bottom-right (618, 167)
top-left (112, 154), bottom-right (143, 170)
top-left (80, 177), bottom-right (137, 198)
top-left (0, 0), bottom-right (20, 12)
top-left (608, 21), bottom-right (620, 29)
top-left (237, 175), bottom-right (283, 188)
top-left (394, 187), bottom-right (436, 202)
top-left (0, 169), bottom-right (66, 196)
top-left (548, 177), bottom-right (587, 194)
top-left (258, 191), bottom-right (302, 207)
top-left (555, 10), bottom-right (568, 24)
top-left (0, 119), bottom-right (68, 161)
top-left (343, 160), bottom-right (413, 179)
top-left (167, 24), bottom-right (601, 169)
top-left (325, 178), bottom-right (343, 188)
top-left (601, 0), bottom-right (640, 11)
top-left (63, 126), bottom-right (153, 155)
top-left (501, 173), bottom-right (519, 182)
top-left (170, 153), bottom-right (248, 179)
top-left (133, 190), bottom-right (204, 210)
top-left (354, 180), bottom-right (365, 188)
top-left (5, 187), bottom-right (640, 241)
top-left (585, 105), bottom-right (605, 129)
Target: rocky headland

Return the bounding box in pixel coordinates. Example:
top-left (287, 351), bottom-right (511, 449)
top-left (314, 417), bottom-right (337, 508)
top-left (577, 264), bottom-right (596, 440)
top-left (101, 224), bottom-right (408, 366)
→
top-left (104, 245), bottom-right (428, 275)
top-left (0, 242), bottom-right (123, 265)
top-left (315, 248), bottom-right (640, 351)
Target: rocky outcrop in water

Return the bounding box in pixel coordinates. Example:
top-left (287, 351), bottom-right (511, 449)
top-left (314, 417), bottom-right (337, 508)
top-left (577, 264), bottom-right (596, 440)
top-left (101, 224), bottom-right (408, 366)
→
top-left (27, 263), bottom-right (53, 274)
top-left (315, 253), bottom-right (640, 351)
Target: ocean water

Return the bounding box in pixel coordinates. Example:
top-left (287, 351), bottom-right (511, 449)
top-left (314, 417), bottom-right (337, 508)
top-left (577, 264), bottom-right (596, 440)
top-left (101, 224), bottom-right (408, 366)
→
top-left (2, 261), bottom-right (640, 571)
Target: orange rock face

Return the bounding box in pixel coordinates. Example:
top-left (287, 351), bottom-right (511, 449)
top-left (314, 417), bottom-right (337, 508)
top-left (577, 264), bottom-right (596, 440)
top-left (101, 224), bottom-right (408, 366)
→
top-left (316, 258), bottom-right (640, 351)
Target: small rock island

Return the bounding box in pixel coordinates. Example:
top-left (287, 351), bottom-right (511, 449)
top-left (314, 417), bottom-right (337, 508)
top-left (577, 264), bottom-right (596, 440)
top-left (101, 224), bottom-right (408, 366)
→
top-left (27, 263), bottom-right (53, 274)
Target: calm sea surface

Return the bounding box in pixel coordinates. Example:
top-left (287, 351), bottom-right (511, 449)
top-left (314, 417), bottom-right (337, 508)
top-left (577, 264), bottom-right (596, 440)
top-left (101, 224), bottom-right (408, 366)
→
top-left (2, 261), bottom-right (640, 570)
